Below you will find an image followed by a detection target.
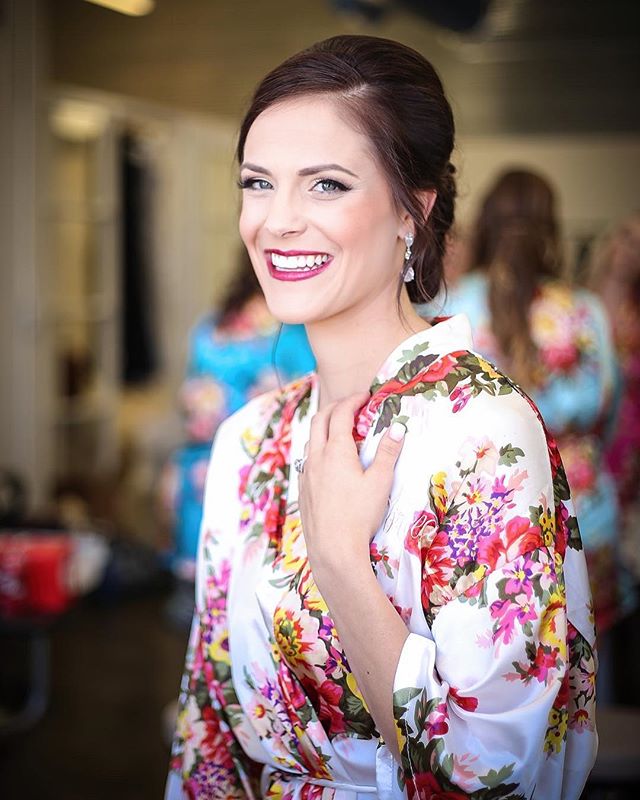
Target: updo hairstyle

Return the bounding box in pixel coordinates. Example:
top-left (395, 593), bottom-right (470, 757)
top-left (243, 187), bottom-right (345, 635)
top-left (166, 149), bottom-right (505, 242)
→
top-left (237, 35), bottom-right (456, 303)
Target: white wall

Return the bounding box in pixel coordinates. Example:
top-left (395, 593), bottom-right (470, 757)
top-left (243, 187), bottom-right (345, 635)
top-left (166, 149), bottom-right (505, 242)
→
top-left (455, 134), bottom-right (640, 237)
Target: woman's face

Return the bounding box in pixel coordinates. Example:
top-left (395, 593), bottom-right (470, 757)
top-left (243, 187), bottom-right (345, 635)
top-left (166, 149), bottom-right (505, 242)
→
top-left (238, 96), bottom-right (409, 326)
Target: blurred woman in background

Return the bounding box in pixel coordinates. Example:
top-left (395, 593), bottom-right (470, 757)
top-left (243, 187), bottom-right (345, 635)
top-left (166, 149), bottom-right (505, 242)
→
top-left (588, 212), bottom-right (640, 582)
top-left (423, 169), bottom-right (623, 663)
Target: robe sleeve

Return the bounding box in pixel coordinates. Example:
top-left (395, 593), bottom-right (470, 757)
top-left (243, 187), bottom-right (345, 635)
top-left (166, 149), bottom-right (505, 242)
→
top-left (388, 392), bottom-right (597, 800)
top-left (166, 416), bottom-right (261, 800)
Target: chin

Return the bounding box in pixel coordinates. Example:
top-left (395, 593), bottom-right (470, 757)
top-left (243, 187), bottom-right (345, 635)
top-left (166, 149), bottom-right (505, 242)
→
top-left (264, 302), bottom-right (311, 326)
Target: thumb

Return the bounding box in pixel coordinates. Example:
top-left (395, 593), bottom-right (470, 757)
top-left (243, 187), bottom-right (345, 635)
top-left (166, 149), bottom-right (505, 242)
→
top-left (367, 421), bottom-right (406, 486)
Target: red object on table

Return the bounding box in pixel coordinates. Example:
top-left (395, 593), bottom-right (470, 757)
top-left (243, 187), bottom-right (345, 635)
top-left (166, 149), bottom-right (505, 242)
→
top-left (0, 533), bottom-right (73, 617)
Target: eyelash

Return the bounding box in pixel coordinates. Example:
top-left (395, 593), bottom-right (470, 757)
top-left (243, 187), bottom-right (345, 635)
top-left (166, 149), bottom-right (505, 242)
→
top-left (311, 178), bottom-right (351, 194)
top-left (237, 176), bottom-right (351, 194)
top-left (237, 177), bottom-right (272, 191)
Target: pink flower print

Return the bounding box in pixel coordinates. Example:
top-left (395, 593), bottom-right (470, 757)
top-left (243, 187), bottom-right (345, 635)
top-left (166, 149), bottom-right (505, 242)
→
top-left (406, 772), bottom-right (469, 800)
top-left (424, 701), bottom-right (449, 739)
top-left (421, 529), bottom-right (456, 608)
top-left (317, 680), bottom-right (346, 736)
top-left (570, 708), bottom-right (594, 732)
top-left (301, 786), bottom-right (325, 800)
top-left (404, 509), bottom-right (438, 558)
top-left (354, 397), bottom-right (377, 441)
top-left (571, 662), bottom-right (596, 697)
top-left (450, 382), bottom-right (473, 413)
top-left (258, 436), bottom-right (289, 474)
top-left (503, 556), bottom-right (536, 597)
top-left (449, 686), bottom-right (478, 712)
top-left (461, 475), bottom-right (489, 508)
top-left (278, 662), bottom-right (308, 711)
top-left (528, 644), bottom-right (561, 684)
top-left (490, 595), bottom-right (538, 645)
top-left (238, 463), bottom-right (252, 498)
top-left (477, 516), bottom-right (542, 571)
top-left (459, 437), bottom-right (500, 476)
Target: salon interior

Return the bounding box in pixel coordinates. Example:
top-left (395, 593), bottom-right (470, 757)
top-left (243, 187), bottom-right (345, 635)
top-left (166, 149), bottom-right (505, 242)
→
top-left (1, 0), bottom-right (639, 797)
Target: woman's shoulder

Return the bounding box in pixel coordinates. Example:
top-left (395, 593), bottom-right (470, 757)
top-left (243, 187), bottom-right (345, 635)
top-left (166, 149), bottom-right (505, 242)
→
top-left (397, 344), bottom-right (544, 441)
top-left (217, 373), bottom-right (314, 443)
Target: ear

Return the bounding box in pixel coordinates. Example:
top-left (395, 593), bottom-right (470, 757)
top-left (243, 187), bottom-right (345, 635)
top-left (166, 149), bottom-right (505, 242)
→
top-left (398, 189), bottom-right (438, 236)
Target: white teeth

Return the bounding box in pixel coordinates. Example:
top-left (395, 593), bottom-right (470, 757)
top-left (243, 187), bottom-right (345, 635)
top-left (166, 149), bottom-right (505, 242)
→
top-left (269, 252), bottom-right (331, 272)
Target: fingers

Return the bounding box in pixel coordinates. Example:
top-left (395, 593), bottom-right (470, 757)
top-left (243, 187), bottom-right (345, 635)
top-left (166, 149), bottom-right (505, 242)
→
top-left (366, 421), bottom-right (406, 487)
top-left (328, 391), bottom-right (370, 442)
top-left (308, 401), bottom-right (336, 456)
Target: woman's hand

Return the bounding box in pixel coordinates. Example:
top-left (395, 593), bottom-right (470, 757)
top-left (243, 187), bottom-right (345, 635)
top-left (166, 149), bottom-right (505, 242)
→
top-left (298, 391), bottom-right (406, 578)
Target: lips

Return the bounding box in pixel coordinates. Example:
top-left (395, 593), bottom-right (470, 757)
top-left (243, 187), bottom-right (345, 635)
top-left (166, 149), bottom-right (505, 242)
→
top-left (265, 249), bottom-right (333, 282)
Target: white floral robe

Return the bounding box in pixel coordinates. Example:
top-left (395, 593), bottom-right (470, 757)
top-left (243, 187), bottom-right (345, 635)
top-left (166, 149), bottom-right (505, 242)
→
top-left (167, 315), bottom-right (597, 800)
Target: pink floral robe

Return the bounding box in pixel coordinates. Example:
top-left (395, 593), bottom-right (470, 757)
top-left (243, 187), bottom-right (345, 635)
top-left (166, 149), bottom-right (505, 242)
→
top-left (166, 315), bottom-right (597, 800)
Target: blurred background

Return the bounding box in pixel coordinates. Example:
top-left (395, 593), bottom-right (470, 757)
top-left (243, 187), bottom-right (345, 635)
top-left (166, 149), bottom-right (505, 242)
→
top-left (0, 0), bottom-right (639, 797)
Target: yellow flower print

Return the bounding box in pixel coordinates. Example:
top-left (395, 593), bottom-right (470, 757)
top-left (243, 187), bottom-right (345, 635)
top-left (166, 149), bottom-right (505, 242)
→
top-left (346, 670), bottom-right (370, 712)
top-left (539, 510), bottom-right (555, 547)
top-left (207, 631), bottom-right (231, 666)
top-left (476, 356), bottom-right (501, 379)
top-left (280, 515), bottom-right (304, 573)
top-left (544, 706), bottom-right (568, 755)
top-left (540, 592), bottom-right (567, 659)
top-left (431, 471), bottom-right (449, 517)
top-left (273, 607), bottom-right (312, 667)
top-left (241, 425), bottom-right (261, 458)
top-left (266, 780), bottom-right (285, 800)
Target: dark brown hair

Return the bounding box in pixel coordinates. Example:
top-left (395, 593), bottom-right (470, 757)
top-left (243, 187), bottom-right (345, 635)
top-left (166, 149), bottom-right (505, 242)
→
top-left (237, 35), bottom-right (456, 303)
top-left (469, 169), bottom-right (561, 387)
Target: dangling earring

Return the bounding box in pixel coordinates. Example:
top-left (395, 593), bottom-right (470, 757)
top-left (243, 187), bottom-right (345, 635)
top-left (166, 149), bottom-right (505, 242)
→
top-left (403, 233), bottom-right (415, 282)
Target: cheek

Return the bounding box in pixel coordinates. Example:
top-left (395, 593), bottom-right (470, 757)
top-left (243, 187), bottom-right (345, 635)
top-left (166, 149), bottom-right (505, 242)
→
top-left (238, 202), bottom-right (262, 246)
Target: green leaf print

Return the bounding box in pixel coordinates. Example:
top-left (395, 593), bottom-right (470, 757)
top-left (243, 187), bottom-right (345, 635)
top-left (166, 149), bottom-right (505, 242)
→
top-left (479, 763), bottom-right (516, 788)
top-left (393, 686), bottom-right (422, 709)
top-left (498, 444), bottom-right (525, 467)
top-left (566, 514), bottom-right (582, 550)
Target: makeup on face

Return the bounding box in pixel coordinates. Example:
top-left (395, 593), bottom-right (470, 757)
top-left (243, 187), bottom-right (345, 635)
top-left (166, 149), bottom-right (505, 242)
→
top-left (238, 96), bottom-right (406, 326)
top-left (265, 249), bottom-right (333, 281)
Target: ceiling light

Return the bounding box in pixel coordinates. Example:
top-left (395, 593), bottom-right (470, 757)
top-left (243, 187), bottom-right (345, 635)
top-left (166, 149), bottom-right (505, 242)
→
top-left (83, 0), bottom-right (155, 16)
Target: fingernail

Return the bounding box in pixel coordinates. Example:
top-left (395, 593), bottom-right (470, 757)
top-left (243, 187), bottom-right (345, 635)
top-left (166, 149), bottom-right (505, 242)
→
top-left (389, 421), bottom-right (406, 442)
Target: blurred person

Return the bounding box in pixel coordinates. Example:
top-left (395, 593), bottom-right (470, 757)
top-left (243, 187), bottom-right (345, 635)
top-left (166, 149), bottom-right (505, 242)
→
top-left (160, 248), bottom-right (315, 579)
top-left (167, 39), bottom-right (596, 799)
top-left (420, 169), bottom-right (624, 679)
top-left (587, 212), bottom-right (640, 581)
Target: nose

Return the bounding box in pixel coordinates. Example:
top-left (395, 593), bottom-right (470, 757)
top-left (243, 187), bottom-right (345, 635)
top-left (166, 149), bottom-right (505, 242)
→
top-left (264, 187), bottom-right (306, 238)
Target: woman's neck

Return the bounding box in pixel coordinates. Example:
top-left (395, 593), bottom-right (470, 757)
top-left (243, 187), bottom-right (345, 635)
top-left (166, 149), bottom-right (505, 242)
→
top-left (306, 292), bottom-right (430, 410)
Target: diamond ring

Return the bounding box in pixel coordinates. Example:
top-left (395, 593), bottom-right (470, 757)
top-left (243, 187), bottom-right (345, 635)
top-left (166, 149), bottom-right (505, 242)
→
top-left (293, 457), bottom-right (306, 475)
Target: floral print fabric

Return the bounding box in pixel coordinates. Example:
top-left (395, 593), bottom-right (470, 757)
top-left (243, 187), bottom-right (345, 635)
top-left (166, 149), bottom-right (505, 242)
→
top-left (166, 315), bottom-right (597, 800)
top-left (421, 276), bottom-right (621, 631)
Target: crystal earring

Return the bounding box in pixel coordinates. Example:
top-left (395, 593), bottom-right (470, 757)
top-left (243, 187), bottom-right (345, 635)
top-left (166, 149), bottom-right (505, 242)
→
top-left (403, 233), bottom-right (415, 282)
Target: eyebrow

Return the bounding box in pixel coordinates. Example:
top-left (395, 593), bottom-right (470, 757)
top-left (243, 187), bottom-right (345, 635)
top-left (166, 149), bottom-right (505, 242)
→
top-left (240, 162), bottom-right (359, 179)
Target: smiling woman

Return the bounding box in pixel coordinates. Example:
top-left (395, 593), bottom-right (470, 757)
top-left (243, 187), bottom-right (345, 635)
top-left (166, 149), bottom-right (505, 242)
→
top-left (166, 36), bottom-right (597, 800)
